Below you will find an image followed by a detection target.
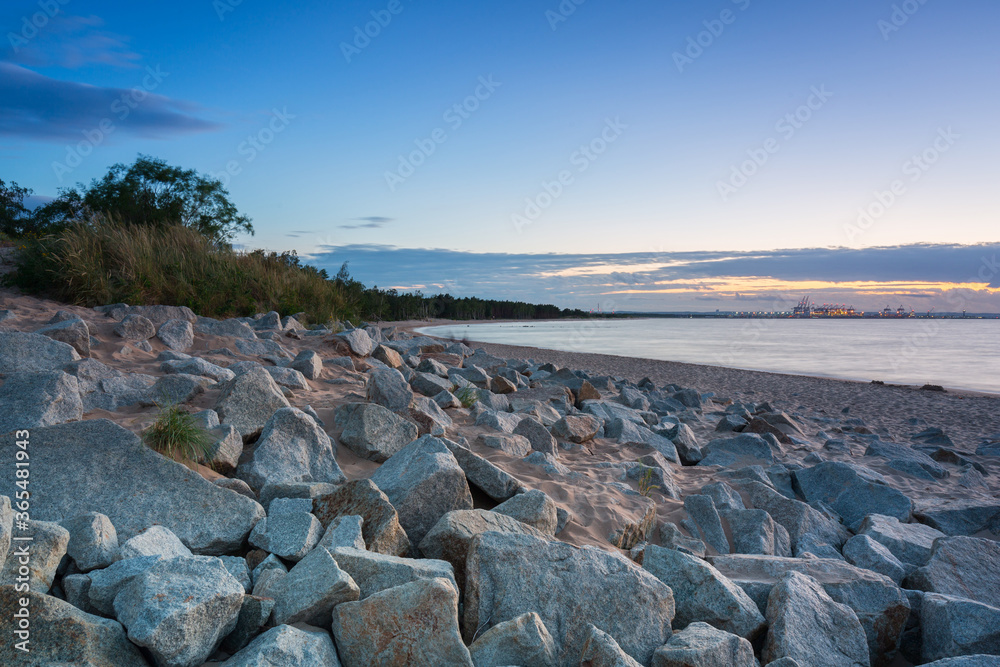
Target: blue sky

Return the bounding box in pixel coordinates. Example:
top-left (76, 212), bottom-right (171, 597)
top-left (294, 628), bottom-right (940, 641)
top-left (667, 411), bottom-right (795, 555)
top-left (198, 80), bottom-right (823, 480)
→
top-left (3, 0), bottom-right (999, 310)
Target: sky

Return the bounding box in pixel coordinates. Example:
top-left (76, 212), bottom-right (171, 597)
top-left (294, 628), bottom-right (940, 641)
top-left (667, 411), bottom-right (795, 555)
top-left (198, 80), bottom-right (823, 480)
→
top-left (2, 0), bottom-right (999, 311)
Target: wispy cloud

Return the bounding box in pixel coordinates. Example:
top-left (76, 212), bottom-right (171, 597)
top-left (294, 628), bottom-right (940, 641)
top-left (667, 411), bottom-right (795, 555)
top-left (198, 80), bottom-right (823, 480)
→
top-left (338, 216), bottom-right (393, 230)
top-left (0, 63), bottom-right (220, 141)
top-left (2, 14), bottom-right (140, 69)
top-left (306, 243), bottom-right (1000, 312)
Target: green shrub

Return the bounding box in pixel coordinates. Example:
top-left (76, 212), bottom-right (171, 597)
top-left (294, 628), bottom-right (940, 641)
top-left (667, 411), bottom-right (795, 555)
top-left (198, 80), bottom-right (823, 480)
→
top-left (454, 385), bottom-right (479, 408)
top-left (143, 403), bottom-right (213, 463)
top-left (9, 219), bottom-right (349, 323)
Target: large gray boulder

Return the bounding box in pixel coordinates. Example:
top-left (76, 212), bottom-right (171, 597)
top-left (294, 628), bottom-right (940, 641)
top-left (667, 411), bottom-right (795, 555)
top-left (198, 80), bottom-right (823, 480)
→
top-left (88, 556), bottom-right (164, 616)
top-left (62, 511), bottom-right (119, 572)
top-left (0, 331), bottom-right (80, 373)
top-left (551, 414), bottom-right (601, 443)
top-left (123, 305), bottom-right (196, 326)
top-left (337, 328), bottom-right (374, 356)
top-left (922, 658), bottom-right (1000, 666)
top-left (721, 508), bottom-right (792, 557)
top-left (0, 371), bottom-right (82, 433)
top-left (709, 554), bottom-right (909, 665)
top-left (469, 611), bottom-right (558, 667)
top-left (161, 356), bottom-right (234, 382)
top-left (113, 556), bottom-right (244, 667)
top-left (411, 371), bottom-right (453, 397)
top-left (920, 593), bottom-right (1000, 663)
top-left (794, 462), bottom-right (913, 526)
top-left (642, 545), bottom-right (765, 640)
top-left (738, 480), bottom-right (850, 554)
top-left (312, 479), bottom-right (410, 556)
top-left (195, 317), bottom-right (257, 339)
top-left (857, 513), bottom-right (946, 567)
top-left (214, 366), bottom-right (291, 441)
top-left (329, 546), bottom-right (457, 599)
top-left (442, 439), bottom-right (523, 501)
top-left (336, 402), bottom-right (418, 463)
top-left (236, 407), bottom-right (345, 493)
top-left (248, 511), bottom-right (323, 561)
top-left (156, 319), bottom-right (194, 352)
top-left (117, 525), bottom-right (192, 561)
top-left (763, 571), bottom-right (871, 667)
top-left (464, 530), bottom-right (675, 666)
top-left (114, 313), bottom-right (156, 341)
top-left (684, 494), bottom-right (729, 554)
top-left (288, 349), bottom-right (323, 380)
top-left (514, 416), bottom-right (559, 455)
top-left (66, 358), bottom-right (156, 411)
top-left (224, 624), bottom-right (341, 666)
top-left (907, 537), bottom-right (1000, 606)
top-left (0, 586), bottom-right (149, 666)
top-left (271, 546), bottom-right (360, 626)
top-left (698, 433), bottom-right (774, 467)
top-left (366, 367), bottom-right (414, 413)
top-left (37, 317), bottom-right (91, 356)
top-left (331, 577), bottom-right (473, 667)
top-left (0, 420), bottom-right (264, 555)
top-left (652, 622), bottom-right (756, 667)
top-left (579, 624), bottom-right (643, 667)
top-left (418, 509), bottom-right (551, 588)
top-left (369, 436), bottom-right (473, 547)
top-left (494, 488), bottom-right (559, 534)
top-left (913, 498), bottom-right (1000, 537)
top-left (606, 417), bottom-right (680, 462)
top-left (0, 520), bottom-right (68, 593)
top-left (843, 534), bottom-right (906, 584)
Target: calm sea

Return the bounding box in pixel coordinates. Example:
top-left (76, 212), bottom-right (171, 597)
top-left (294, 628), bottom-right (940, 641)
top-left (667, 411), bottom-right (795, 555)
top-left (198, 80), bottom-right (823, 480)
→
top-left (417, 318), bottom-right (1000, 394)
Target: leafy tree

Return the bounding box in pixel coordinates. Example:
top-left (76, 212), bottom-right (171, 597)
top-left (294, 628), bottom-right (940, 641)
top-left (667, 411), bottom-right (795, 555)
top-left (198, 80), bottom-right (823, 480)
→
top-left (0, 179), bottom-right (33, 236)
top-left (58, 155), bottom-right (253, 243)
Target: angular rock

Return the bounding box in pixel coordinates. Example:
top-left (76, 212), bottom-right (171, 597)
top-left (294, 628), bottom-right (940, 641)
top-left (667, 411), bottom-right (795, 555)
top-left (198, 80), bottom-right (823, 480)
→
top-left (913, 498), bottom-right (1000, 537)
top-left (763, 571), bottom-right (871, 667)
top-left (214, 477), bottom-right (256, 500)
top-left (220, 594), bottom-right (274, 654)
top-left (921, 593), bottom-right (1000, 663)
top-left (0, 330), bottom-right (81, 373)
top-left (214, 366), bottom-right (290, 441)
top-left (494, 488), bottom-right (559, 534)
top-left (652, 622), bottom-right (756, 667)
top-left (659, 521), bottom-right (707, 558)
top-left (219, 555), bottom-right (251, 592)
top-left (442, 439), bottom-right (523, 501)
top-left (156, 319), bottom-right (194, 351)
top-left (469, 611), bottom-right (558, 667)
top-left (366, 367), bottom-right (413, 413)
top-left (419, 509), bottom-right (550, 588)
top-left (607, 417), bottom-right (680, 462)
top-left (552, 415), bottom-right (601, 444)
top-left (332, 577), bottom-right (471, 666)
top-left (698, 433), bottom-right (774, 468)
top-left (62, 511), bottom-right (119, 572)
top-left (721, 508), bottom-right (792, 557)
top-left (338, 328), bottom-right (374, 356)
top-left (478, 432), bottom-right (533, 457)
top-left (465, 530), bottom-right (675, 666)
top-left (857, 513), bottom-right (946, 567)
top-left (263, 365), bottom-right (309, 391)
top-left (88, 555), bottom-right (164, 616)
top-left (236, 407), bottom-right (345, 493)
top-left (318, 514), bottom-right (366, 551)
top-left (642, 545), bottom-right (765, 640)
top-left (710, 554), bottom-right (909, 665)
top-left (411, 370), bottom-right (453, 397)
top-left (330, 546), bottom-right (457, 599)
top-left (161, 356), bottom-right (234, 382)
top-left (224, 624), bottom-right (341, 666)
top-left (114, 556), bottom-right (244, 667)
top-left (794, 461), bottom-right (913, 526)
top-left (312, 479), bottom-right (410, 556)
top-left (0, 586), bottom-right (148, 666)
top-left (907, 537), bottom-right (1000, 606)
top-left (123, 305), bottom-right (196, 326)
top-left (200, 424), bottom-right (242, 474)
top-left (369, 435), bottom-right (473, 547)
top-left (0, 420), bottom-right (264, 555)
top-left (271, 546), bottom-right (359, 625)
top-left (248, 512), bottom-right (323, 561)
top-left (117, 525), bottom-right (192, 561)
top-left (37, 317), bottom-right (91, 356)
top-left (288, 349), bottom-right (323, 380)
top-left (672, 423), bottom-right (704, 464)
top-left (195, 317), bottom-right (257, 339)
top-left (114, 313), bottom-right (156, 341)
top-left (738, 480), bottom-right (850, 554)
top-left (684, 494), bottom-right (729, 554)
top-left (0, 520), bottom-right (68, 593)
top-left (844, 534), bottom-right (906, 584)
top-left (0, 370), bottom-right (82, 433)
top-left (579, 624), bottom-right (643, 667)
top-left (336, 402), bottom-right (418, 463)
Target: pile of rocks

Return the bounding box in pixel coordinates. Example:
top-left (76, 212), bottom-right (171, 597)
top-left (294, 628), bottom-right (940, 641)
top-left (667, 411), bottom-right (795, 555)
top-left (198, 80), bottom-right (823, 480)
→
top-left (0, 303), bottom-right (997, 666)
